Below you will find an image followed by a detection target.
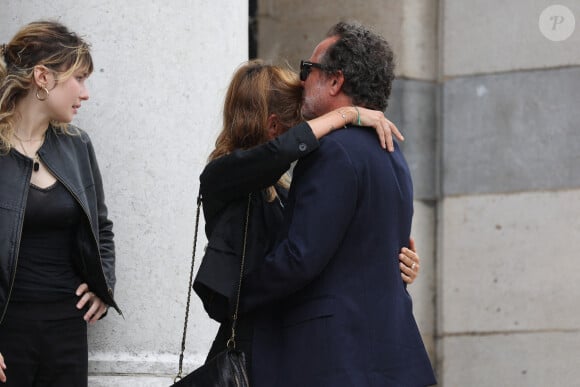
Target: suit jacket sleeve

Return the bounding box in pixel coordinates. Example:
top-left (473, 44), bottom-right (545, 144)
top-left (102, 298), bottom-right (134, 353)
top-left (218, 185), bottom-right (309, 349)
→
top-left (240, 135), bottom-right (358, 311)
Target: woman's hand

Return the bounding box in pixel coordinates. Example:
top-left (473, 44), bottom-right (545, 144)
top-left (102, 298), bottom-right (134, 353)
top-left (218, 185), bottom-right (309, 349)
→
top-left (76, 283), bottom-right (109, 324)
top-left (0, 351), bottom-right (6, 383)
top-left (400, 237), bottom-right (420, 284)
top-left (307, 106), bottom-right (403, 152)
top-left (355, 106), bottom-right (404, 152)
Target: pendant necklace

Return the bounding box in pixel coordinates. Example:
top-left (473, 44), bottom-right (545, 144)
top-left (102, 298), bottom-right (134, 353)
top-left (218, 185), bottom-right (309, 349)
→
top-left (13, 132), bottom-right (44, 172)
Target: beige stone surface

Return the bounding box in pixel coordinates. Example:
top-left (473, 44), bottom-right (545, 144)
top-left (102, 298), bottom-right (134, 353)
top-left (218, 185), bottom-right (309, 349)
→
top-left (437, 190), bottom-right (580, 334)
top-left (257, 0), bottom-right (438, 80)
top-left (400, 0), bottom-right (439, 80)
top-left (89, 375), bottom-right (173, 387)
top-left (439, 331), bottom-right (580, 386)
top-left (442, 0), bottom-right (580, 77)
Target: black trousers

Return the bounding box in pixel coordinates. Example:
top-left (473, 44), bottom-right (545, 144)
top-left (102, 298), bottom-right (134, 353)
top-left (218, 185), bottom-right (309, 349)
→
top-left (0, 306), bottom-right (88, 387)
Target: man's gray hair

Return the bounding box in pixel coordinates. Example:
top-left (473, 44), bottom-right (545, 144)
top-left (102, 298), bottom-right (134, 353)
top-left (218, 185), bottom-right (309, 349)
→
top-left (322, 21), bottom-right (395, 111)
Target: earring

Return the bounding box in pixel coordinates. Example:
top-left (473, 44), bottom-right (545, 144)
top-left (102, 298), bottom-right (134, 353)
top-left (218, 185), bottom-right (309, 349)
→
top-left (36, 86), bottom-right (49, 101)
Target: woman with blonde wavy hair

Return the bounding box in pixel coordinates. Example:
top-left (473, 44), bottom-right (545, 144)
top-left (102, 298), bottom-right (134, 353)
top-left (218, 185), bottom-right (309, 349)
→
top-left (194, 60), bottom-right (421, 385)
top-left (0, 21), bottom-right (119, 386)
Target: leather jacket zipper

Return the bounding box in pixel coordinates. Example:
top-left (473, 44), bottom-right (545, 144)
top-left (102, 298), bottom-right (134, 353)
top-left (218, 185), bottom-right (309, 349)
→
top-left (0, 167), bottom-right (32, 325)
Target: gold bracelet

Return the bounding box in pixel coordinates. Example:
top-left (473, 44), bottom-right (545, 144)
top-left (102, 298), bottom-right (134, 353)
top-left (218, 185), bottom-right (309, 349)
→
top-left (338, 110), bottom-right (348, 127)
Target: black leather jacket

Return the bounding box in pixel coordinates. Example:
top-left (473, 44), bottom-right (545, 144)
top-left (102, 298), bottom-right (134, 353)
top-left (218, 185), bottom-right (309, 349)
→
top-left (0, 126), bottom-right (120, 323)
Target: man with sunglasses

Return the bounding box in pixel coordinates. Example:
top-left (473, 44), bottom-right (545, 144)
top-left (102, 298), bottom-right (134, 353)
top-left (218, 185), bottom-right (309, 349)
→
top-left (240, 21), bottom-right (437, 386)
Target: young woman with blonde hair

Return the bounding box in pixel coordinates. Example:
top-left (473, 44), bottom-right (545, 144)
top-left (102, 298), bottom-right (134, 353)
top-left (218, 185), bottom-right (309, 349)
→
top-left (0, 21), bottom-right (119, 386)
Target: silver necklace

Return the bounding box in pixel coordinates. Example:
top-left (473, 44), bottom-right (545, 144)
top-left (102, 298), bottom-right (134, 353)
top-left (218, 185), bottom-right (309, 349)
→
top-left (14, 133), bottom-right (43, 172)
top-left (13, 132), bottom-right (45, 143)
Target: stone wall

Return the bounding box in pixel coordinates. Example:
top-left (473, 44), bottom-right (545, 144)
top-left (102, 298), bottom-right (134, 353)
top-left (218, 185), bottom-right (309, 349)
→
top-left (1, 1), bottom-right (248, 385)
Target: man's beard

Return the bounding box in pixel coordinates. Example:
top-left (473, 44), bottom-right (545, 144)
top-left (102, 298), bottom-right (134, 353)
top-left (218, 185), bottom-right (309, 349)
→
top-left (301, 88), bottom-right (323, 119)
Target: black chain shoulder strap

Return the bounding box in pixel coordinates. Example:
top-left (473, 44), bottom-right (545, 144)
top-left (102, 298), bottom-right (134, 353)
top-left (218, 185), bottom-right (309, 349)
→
top-left (174, 193), bottom-right (252, 382)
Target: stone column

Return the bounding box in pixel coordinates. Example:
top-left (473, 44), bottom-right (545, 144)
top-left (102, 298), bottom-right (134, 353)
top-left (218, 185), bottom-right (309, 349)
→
top-left (1, 1), bottom-right (248, 385)
top-left (437, 0), bottom-right (580, 385)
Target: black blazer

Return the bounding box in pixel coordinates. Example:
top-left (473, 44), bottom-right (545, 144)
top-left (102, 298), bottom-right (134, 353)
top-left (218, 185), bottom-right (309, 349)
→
top-left (194, 122), bottom-right (319, 323)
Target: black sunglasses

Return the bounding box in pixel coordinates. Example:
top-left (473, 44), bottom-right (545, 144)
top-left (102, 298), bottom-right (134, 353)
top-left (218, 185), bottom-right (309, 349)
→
top-left (300, 60), bottom-right (326, 81)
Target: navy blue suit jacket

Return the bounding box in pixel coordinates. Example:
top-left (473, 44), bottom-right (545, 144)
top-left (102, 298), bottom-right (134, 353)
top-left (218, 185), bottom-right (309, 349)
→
top-left (242, 126), bottom-right (436, 386)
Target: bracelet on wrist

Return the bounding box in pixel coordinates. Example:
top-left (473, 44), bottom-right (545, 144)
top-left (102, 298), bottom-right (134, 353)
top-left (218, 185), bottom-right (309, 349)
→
top-left (337, 110), bottom-right (348, 128)
top-left (353, 106), bottom-right (361, 126)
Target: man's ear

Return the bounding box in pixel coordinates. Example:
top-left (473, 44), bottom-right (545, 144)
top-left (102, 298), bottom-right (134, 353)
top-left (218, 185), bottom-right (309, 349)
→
top-left (33, 65), bottom-right (53, 88)
top-left (328, 70), bottom-right (345, 97)
top-left (267, 113), bottom-right (280, 140)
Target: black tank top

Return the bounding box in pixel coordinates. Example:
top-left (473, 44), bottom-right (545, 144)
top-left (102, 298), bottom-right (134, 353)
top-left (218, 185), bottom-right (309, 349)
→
top-left (12, 181), bottom-right (83, 304)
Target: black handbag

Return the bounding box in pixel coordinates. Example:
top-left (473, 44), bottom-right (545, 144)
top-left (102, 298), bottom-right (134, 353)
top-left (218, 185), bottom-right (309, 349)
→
top-left (171, 193), bottom-right (251, 387)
